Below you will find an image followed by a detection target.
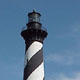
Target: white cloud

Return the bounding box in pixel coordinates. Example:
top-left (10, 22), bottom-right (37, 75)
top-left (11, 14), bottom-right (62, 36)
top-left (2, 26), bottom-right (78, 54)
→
top-left (72, 23), bottom-right (80, 33)
top-left (56, 22), bottom-right (80, 39)
top-left (47, 72), bottom-right (80, 80)
top-left (45, 50), bottom-right (80, 66)
top-left (45, 54), bottom-right (73, 65)
top-left (56, 72), bottom-right (80, 80)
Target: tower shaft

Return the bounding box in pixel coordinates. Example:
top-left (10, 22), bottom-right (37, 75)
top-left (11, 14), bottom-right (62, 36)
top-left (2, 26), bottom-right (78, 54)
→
top-left (24, 41), bottom-right (44, 80)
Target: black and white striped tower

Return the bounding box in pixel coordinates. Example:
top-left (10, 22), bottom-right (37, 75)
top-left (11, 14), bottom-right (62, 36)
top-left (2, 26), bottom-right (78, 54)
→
top-left (21, 10), bottom-right (48, 80)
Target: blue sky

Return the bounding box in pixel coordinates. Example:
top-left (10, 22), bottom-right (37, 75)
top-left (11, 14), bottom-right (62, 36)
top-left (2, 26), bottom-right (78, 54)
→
top-left (0, 0), bottom-right (80, 80)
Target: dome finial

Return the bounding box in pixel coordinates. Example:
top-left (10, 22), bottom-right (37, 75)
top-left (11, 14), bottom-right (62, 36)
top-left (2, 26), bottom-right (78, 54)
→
top-left (33, 9), bottom-right (36, 12)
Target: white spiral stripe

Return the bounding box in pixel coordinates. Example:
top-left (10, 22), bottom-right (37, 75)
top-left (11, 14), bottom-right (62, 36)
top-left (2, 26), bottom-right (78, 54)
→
top-left (24, 41), bottom-right (43, 67)
top-left (27, 62), bottom-right (44, 80)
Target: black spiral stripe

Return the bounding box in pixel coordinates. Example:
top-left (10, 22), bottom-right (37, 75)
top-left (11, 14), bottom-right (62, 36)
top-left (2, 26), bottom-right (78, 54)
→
top-left (25, 40), bottom-right (34, 53)
top-left (23, 40), bottom-right (45, 80)
top-left (24, 48), bottom-right (43, 80)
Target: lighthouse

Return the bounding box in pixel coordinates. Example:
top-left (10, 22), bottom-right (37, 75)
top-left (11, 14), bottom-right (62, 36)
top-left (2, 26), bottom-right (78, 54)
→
top-left (21, 10), bottom-right (48, 80)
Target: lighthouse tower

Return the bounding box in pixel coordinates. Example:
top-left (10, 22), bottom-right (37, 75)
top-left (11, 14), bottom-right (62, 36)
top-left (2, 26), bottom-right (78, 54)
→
top-left (21, 10), bottom-right (48, 80)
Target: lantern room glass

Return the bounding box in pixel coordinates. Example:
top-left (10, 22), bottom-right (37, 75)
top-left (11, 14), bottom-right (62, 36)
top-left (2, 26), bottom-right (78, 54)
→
top-left (28, 13), bottom-right (40, 23)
